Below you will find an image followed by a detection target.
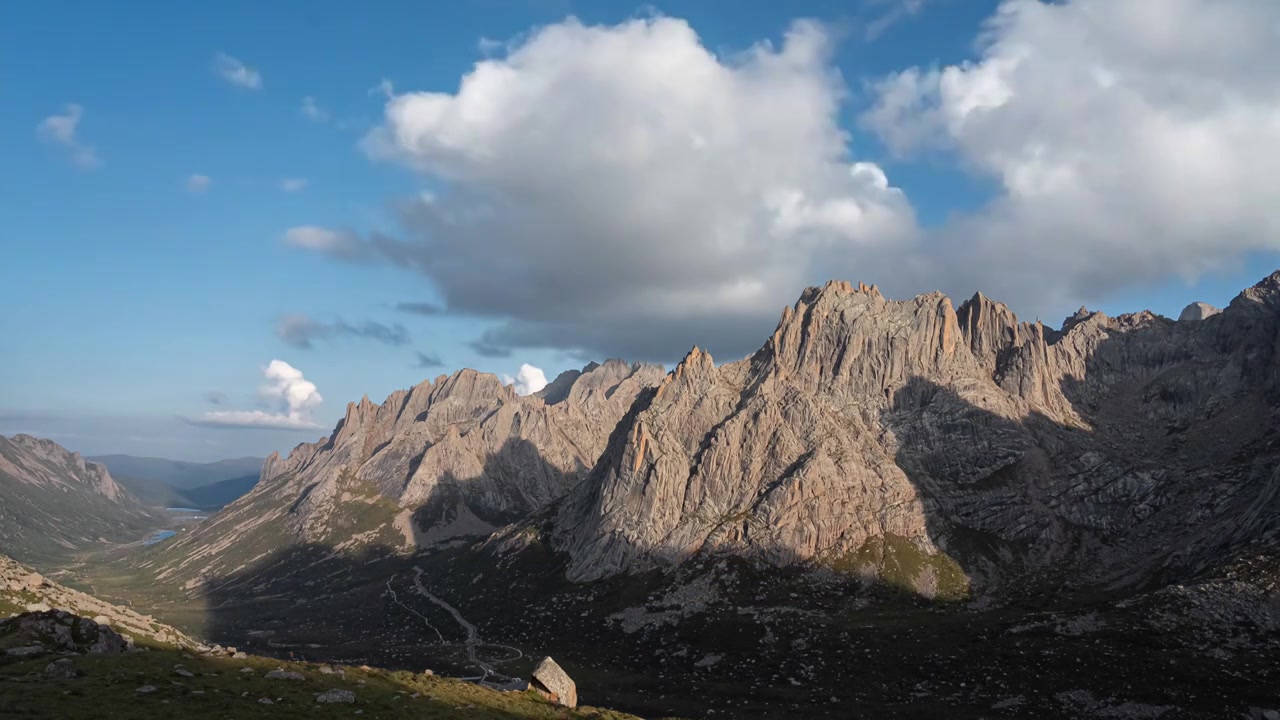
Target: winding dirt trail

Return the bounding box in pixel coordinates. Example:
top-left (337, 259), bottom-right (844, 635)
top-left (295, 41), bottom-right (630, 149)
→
top-left (384, 574), bottom-right (445, 644)
top-left (408, 566), bottom-right (523, 680)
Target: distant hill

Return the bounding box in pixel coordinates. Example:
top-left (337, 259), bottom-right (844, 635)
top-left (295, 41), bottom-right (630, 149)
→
top-left (88, 455), bottom-right (264, 510)
top-left (87, 455), bottom-right (263, 490)
top-left (0, 435), bottom-right (160, 565)
top-left (172, 473), bottom-right (259, 511)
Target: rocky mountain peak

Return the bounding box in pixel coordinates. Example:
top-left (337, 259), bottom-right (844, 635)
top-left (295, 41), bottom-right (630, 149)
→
top-left (554, 270), bottom-right (1280, 588)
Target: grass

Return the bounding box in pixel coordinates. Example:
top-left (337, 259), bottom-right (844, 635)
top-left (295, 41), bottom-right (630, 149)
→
top-left (0, 648), bottom-right (650, 719)
top-left (823, 534), bottom-right (970, 601)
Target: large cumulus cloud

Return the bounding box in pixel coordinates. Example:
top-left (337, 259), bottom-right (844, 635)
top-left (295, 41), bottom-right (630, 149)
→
top-left (288, 3), bottom-right (1280, 363)
top-left (295, 16), bottom-right (916, 361)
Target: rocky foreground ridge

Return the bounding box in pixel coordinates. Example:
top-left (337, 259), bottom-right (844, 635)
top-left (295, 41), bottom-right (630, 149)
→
top-left (0, 553), bottom-right (193, 650)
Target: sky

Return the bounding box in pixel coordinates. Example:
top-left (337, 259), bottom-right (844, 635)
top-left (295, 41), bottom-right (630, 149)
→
top-left (2, 0), bottom-right (1279, 462)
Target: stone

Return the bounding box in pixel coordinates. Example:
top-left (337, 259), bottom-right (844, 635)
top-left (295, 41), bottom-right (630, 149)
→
top-left (232, 652), bottom-right (247, 659)
top-left (265, 668), bottom-right (305, 681)
top-left (530, 656), bottom-right (577, 708)
top-left (44, 658), bottom-right (77, 679)
top-left (174, 668), bottom-right (194, 678)
top-left (316, 689), bottom-right (356, 704)
top-left (5, 645), bottom-right (45, 657)
top-left (21, 573), bottom-right (44, 590)
top-left (258, 698), bottom-right (273, 705)
top-left (136, 685), bottom-right (156, 694)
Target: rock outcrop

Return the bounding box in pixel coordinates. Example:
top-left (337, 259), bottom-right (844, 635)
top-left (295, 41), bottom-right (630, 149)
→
top-left (555, 273), bottom-right (1280, 591)
top-left (0, 435), bottom-right (158, 564)
top-left (0, 553), bottom-right (194, 650)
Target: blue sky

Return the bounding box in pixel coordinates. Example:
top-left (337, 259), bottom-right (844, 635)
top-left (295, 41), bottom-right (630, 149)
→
top-left (3, 0), bottom-right (1277, 461)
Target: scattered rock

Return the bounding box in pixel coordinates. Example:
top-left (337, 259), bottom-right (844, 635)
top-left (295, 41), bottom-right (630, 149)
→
top-left (316, 689), bottom-right (356, 704)
top-left (136, 685), bottom-right (156, 694)
top-left (5, 645), bottom-right (45, 657)
top-left (265, 668), bottom-right (305, 681)
top-left (232, 651), bottom-right (247, 659)
top-left (258, 698), bottom-right (273, 705)
top-left (174, 668), bottom-right (194, 678)
top-left (530, 656), bottom-right (577, 708)
top-left (44, 658), bottom-right (78, 679)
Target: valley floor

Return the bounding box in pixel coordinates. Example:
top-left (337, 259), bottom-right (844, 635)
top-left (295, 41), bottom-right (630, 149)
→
top-left (64, 538), bottom-right (1280, 720)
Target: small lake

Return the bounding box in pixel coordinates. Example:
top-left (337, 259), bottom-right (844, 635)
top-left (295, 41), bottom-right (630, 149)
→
top-left (144, 529), bottom-right (178, 546)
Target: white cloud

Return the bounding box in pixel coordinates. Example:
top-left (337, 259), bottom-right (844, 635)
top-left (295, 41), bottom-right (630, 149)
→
top-left (37, 104), bottom-right (101, 170)
top-left (368, 78), bottom-right (395, 99)
top-left (187, 174), bottom-right (211, 193)
top-left (312, 16), bottom-right (913, 361)
top-left (862, 0), bottom-right (1280, 313)
top-left (288, 5), bottom-right (1280, 363)
top-left (189, 360), bottom-right (324, 430)
top-left (214, 52), bottom-right (262, 90)
top-left (301, 96), bottom-right (328, 121)
top-left (863, 0), bottom-right (930, 39)
top-left (283, 226), bottom-right (377, 262)
top-left (502, 364), bottom-right (548, 396)
top-left (281, 178), bottom-right (308, 192)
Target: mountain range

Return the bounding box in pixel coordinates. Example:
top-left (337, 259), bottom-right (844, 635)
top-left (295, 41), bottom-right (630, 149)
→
top-left (0, 435), bottom-right (159, 565)
top-left (9, 273), bottom-right (1280, 717)
top-left (87, 454), bottom-right (264, 510)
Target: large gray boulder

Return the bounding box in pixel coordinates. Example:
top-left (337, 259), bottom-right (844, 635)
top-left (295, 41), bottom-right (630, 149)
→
top-left (530, 656), bottom-right (577, 708)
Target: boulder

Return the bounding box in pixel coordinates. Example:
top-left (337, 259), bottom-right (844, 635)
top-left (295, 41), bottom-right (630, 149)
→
top-left (530, 656), bottom-right (577, 708)
top-left (316, 689), bottom-right (356, 704)
top-left (21, 572), bottom-right (45, 590)
top-left (44, 658), bottom-right (77, 679)
top-left (265, 668), bottom-right (305, 681)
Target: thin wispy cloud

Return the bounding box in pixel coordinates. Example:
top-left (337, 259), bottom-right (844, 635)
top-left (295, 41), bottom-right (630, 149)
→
top-left (863, 0), bottom-right (929, 40)
top-left (283, 226), bottom-right (378, 262)
top-left (395, 301), bottom-right (444, 316)
top-left (187, 174), bottom-right (211, 193)
top-left (412, 351), bottom-right (445, 369)
top-left (213, 52), bottom-right (262, 90)
top-left (300, 96), bottom-right (328, 121)
top-left (368, 78), bottom-right (394, 99)
top-left (37, 104), bottom-right (101, 170)
top-left (188, 360), bottom-right (323, 430)
top-left (276, 314), bottom-right (410, 350)
top-left (281, 178), bottom-right (308, 192)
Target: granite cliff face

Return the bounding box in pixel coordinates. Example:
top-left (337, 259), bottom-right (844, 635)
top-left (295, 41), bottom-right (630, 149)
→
top-left (554, 275), bottom-right (1280, 591)
top-left (147, 360), bottom-right (665, 586)
top-left (0, 435), bottom-right (158, 564)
